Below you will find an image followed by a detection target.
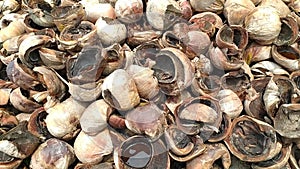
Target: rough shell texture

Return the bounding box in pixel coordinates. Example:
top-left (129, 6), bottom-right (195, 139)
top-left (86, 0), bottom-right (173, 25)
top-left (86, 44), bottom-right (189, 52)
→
top-left (244, 6), bottom-right (282, 45)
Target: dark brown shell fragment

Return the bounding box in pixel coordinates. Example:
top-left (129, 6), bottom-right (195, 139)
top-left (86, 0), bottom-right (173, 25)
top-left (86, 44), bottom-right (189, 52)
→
top-left (274, 104), bottom-right (300, 138)
top-left (224, 115), bottom-right (280, 162)
top-left (66, 45), bottom-right (106, 84)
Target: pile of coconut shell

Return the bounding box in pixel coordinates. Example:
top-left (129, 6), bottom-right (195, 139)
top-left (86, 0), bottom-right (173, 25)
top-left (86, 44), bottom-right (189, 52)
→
top-left (0, 0), bottom-right (300, 168)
